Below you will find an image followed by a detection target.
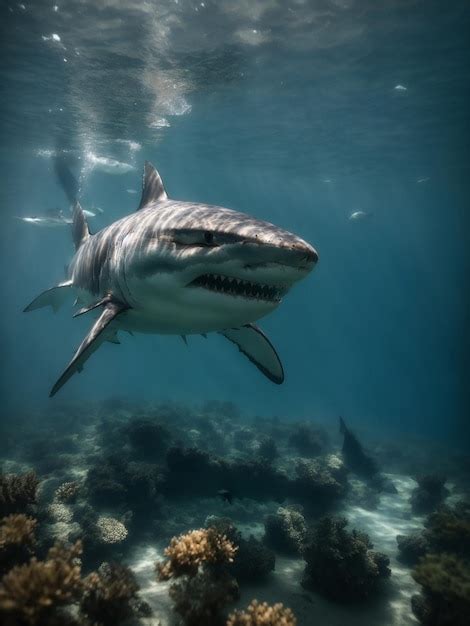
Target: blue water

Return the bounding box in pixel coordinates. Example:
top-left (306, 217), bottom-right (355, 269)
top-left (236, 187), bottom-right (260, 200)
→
top-left (1, 0), bottom-right (469, 444)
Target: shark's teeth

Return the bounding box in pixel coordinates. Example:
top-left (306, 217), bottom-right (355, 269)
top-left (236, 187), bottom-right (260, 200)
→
top-left (189, 274), bottom-right (285, 302)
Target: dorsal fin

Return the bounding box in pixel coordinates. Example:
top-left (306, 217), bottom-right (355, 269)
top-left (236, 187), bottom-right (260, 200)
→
top-left (137, 161), bottom-right (167, 210)
top-left (72, 201), bottom-right (90, 250)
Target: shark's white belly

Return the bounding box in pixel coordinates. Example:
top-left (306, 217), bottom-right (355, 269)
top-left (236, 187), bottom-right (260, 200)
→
top-left (76, 281), bottom-right (277, 335)
top-left (120, 296), bottom-right (275, 334)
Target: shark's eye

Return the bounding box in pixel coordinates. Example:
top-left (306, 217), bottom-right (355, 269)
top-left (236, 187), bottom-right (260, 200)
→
top-left (204, 231), bottom-right (214, 245)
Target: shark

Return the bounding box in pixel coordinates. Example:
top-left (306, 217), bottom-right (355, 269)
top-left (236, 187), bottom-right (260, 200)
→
top-left (24, 162), bottom-right (318, 396)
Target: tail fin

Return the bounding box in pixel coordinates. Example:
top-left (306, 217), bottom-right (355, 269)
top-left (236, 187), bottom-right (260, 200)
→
top-left (72, 201), bottom-right (90, 250)
top-left (339, 416), bottom-right (347, 435)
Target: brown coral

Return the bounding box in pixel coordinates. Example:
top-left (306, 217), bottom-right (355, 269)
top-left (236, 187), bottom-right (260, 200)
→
top-left (55, 481), bottom-right (80, 504)
top-left (0, 514), bottom-right (37, 575)
top-left (81, 562), bottom-right (140, 625)
top-left (157, 528), bottom-right (237, 580)
top-left (0, 514), bottom-right (37, 550)
top-left (0, 541), bottom-right (82, 625)
top-left (0, 472), bottom-right (39, 516)
top-left (411, 553), bottom-right (470, 625)
top-left (227, 600), bottom-right (297, 626)
top-left (169, 569), bottom-right (239, 626)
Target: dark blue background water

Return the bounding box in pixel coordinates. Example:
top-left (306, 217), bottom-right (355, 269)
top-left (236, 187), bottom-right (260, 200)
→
top-left (1, 1), bottom-right (469, 443)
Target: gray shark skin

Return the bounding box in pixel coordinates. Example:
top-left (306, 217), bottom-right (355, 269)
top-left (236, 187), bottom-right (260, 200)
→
top-left (24, 162), bottom-right (318, 396)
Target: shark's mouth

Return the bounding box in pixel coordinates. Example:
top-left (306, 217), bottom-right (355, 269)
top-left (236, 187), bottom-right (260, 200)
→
top-left (189, 273), bottom-right (285, 302)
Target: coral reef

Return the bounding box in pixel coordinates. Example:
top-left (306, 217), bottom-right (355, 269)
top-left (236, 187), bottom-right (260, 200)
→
top-left (157, 528), bottom-right (237, 580)
top-left (424, 503), bottom-right (470, 556)
top-left (396, 533), bottom-right (429, 565)
top-left (339, 417), bottom-right (379, 478)
top-left (96, 517), bottom-right (128, 545)
top-left (0, 514), bottom-right (37, 575)
top-left (288, 423), bottom-right (326, 457)
top-left (205, 517), bottom-right (275, 582)
top-left (0, 541), bottom-right (82, 625)
top-left (410, 475), bottom-right (448, 514)
top-left (157, 528), bottom-right (239, 625)
top-left (263, 506), bottom-right (307, 555)
top-left (0, 472), bottom-right (39, 517)
top-left (55, 482), bottom-right (80, 504)
top-left (85, 455), bottom-right (163, 523)
top-left (411, 553), bottom-right (470, 626)
top-left (169, 569), bottom-right (239, 626)
top-left (231, 535), bottom-right (275, 582)
top-left (122, 418), bottom-right (171, 460)
top-left (227, 600), bottom-right (297, 626)
top-left (301, 516), bottom-right (391, 602)
top-left (256, 438), bottom-right (278, 464)
top-left (165, 446), bottom-right (289, 503)
top-left (293, 457), bottom-right (347, 510)
top-left (81, 562), bottom-right (145, 625)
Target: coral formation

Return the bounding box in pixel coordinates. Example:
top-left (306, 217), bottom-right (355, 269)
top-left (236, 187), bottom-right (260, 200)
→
top-left (256, 437), bottom-right (278, 464)
top-left (122, 418), bottom-right (170, 460)
top-left (47, 502), bottom-right (74, 524)
top-left (157, 528), bottom-right (239, 625)
top-left (0, 471), bottom-right (39, 516)
top-left (425, 502), bottom-right (470, 556)
top-left (0, 514), bottom-right (37, 575)
top-left (81, 562), bottom-right (144, 625)
top-left (231, 535), bottom-right (275, 582)
top-left (55, 482), bottom-right (80, 504)
top-left (293, 458), bottom-right (347, 509)
top-left (288, 423), bottom-right (325, 457)
top-left (396, 532), bottom-right (429, 565)
top-left (301, 516), bottom-right (391, 602)
top-left (227, 600), bottom-right (297, 626)
top-left (0, 541), bottom-right (82, 625)
top-left (169, 569), bottom-right (239, 626)
top-left (96, 517), bottom-right (128, 544)
top-left (410, 475), bottom-right (448, 514)
top-left (263, 506), bottom-right (307, 555)
top-left (157, 528), bottom-right (237, 580)
top-left (411, 553), bottom-right (470, 626)
top-left (205, 517), bottom-right (275, 582)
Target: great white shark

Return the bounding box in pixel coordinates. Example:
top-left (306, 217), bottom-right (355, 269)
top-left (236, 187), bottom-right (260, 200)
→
top-left (25, 162), bottom-right (318, 396)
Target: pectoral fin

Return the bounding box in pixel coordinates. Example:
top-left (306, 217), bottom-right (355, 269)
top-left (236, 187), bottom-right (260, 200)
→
top-left (50, 300), bottom-right (128, 397)
top-left (220, 324), bottom-right (284, 384)
top-left (24, 281), bottom-right (74, 313)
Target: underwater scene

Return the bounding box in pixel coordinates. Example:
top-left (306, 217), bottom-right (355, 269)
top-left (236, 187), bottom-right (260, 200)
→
top-left (1, 1), bottom-right (469, 625)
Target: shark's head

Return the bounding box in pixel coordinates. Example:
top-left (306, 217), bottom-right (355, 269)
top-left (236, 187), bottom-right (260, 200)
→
top-left (128, 197), bottom-right (318, 332)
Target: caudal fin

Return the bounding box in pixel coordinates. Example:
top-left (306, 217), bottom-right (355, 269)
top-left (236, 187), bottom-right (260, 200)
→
top-left (72, 201), bottom-right (90, 250)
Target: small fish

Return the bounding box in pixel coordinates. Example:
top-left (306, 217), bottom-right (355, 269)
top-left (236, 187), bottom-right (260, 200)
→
top-left (348, 210), bottom-right (369, 221)
top-left (87, 152), bottom-right (135, 175)
top-left (417, 177), bottom-right (430, 184)
top-left (126, 189), bottom-right (138, 194)
top-left (217, 489), bottom-right (233, 505)
top-left (16, 215), bottom-right (72, 227)
top-left (394, 84), bottom-right (407, 91)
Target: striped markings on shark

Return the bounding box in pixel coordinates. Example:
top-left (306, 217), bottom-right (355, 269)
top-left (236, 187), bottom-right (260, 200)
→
top-left (24, 162), bottom-right (318, 396)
